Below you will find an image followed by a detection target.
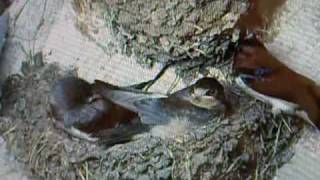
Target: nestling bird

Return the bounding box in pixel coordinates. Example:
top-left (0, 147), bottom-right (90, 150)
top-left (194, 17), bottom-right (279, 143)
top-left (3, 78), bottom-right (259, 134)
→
top-left (49, 77), bottom-right (140, 142)
top-left (233, 34), bottom-right (320, 128)
top-left (93, 77), bottom-right (232, 126)
top-left (50, 76), bottom-right (232, 143)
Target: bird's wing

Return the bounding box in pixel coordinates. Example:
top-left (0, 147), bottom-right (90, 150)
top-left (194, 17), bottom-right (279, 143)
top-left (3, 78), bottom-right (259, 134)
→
top-left (133, 98), bottom-right (172, 125)
top-left (93, 80), bottom-right (167, 113)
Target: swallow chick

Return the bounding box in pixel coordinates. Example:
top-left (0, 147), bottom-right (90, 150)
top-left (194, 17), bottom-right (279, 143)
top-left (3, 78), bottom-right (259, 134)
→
top-left (149, 77), bottom-right (233, 139)
top-left (49, 76), bottom-right (140, 142)
top-left (94, 77), bottom-right (232, 139)
top-left (50, 76), bottom-right (232, 143)
top-left (233, 35), bottom-right (320, 129)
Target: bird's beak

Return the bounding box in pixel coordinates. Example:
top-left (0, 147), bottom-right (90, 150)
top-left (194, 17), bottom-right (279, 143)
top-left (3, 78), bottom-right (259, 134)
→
top-left (193, 88), bottom-right (209, 97)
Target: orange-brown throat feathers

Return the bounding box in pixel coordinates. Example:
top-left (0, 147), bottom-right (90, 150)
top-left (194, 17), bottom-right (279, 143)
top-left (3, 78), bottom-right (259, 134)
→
top-left (79, 103), bottom-right (138, 134)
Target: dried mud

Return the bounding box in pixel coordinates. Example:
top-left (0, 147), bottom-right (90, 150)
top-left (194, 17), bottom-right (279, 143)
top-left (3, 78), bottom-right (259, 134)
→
top-left (0, 52), bottom-right (303, 179)
top-left (74, 0), bottom-right (246, 70)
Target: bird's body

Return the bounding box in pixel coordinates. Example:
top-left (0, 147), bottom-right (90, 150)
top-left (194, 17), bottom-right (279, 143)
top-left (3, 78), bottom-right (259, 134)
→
top-left (94, 77), bottom-right (231, 126)
top-left (49, 77), bottom-right (138, 142)
top-left (50, 77), bottom-right (231, 143)
top-left (233, 35), bottom-right (320, 128)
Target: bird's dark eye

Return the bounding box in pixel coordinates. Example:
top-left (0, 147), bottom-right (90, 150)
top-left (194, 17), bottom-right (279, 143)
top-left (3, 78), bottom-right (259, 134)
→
top-left (206, 90), bottom-right (217, 96)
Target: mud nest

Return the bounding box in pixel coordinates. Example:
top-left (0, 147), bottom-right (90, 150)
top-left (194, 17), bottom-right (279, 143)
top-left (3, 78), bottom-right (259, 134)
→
top-left (0, 50), bottom-right (303, 179)
top-left (74, 0), bottom-right (247, 70)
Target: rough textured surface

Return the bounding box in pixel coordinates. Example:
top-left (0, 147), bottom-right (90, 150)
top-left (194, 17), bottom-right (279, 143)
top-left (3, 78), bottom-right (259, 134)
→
top-left (0, 47), bottom-right (304, 180)
top-left (0, 136), bottom-right (31, 180)
top-left (75, 0), bottom-right (247, 65)
top-left (72, 0), bottom-right (247, 89)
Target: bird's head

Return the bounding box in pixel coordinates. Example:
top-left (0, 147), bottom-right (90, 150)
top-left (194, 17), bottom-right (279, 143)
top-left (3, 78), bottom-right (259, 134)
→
top-left (186, 78), bottom-right (232, 114)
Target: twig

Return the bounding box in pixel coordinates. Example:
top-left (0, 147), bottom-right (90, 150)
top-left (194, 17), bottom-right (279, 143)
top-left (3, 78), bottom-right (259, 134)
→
top-left (273, 121), bottom-right (282, 157)
top-left (2, 125), bottom-right (17, 136)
